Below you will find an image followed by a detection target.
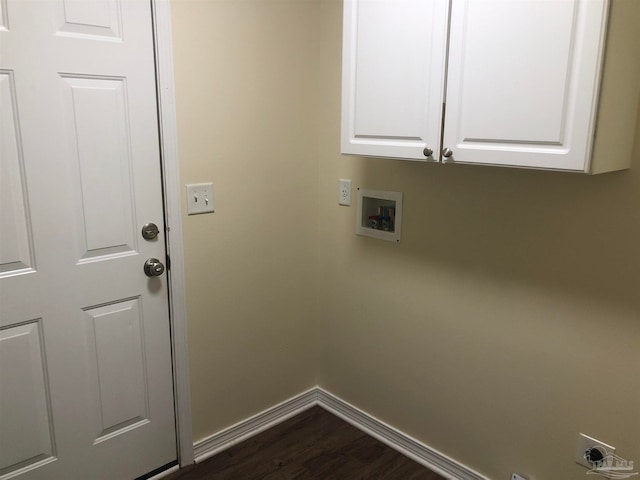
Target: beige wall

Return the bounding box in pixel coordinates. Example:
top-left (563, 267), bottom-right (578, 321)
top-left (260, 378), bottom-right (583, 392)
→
top-left (315, 1), bottom-right (640, 479)
top-left (170, 0), bottom-right (321, 442)
top-left (171, 0), bottom-right (639, 479)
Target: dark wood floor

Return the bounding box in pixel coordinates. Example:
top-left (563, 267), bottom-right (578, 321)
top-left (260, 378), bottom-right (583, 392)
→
top-left (164, 406), bottom-right (444, 480)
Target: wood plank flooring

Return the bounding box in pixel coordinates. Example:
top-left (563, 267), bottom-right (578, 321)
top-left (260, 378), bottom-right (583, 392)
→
top-left (165, 406), bottom-right (444, 479)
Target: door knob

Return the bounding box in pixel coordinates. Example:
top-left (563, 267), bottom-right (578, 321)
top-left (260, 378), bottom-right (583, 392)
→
top-left (442, 148), bottom-right (453, 158)
top-left (144, 258), bottom-right (165, 277)
top-left (423, 147), bottom-right (433, 157)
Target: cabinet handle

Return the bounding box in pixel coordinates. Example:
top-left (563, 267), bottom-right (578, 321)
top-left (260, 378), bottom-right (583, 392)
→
top-left (423, 147), bottom-right (433, 157)
top-left (442, 148), bottom-right (453, 158)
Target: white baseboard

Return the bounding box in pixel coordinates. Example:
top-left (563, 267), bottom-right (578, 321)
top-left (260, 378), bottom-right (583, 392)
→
top-left (315, 388), bottom-right (489, 480)
top-left (193, 387), bottom-right (318, 463)
top-left (192, 386), bottom-right (489, 480)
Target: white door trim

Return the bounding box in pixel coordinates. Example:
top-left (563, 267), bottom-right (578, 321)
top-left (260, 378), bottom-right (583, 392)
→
top-left (152, 0), bottom-right (194, 466)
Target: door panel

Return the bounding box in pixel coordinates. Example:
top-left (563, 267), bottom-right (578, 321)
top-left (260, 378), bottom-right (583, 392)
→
top-left (84, 298), bottom-right (149, 443)
top-left (444, 0), bottom-right (608, 170)
top-left (60, 74), bottom-right (137, 261)
top-left (0, 2), bottom-right (6, 31)
top-left (0, 1), bottom-right (177, 479)
top-left (452, 0), bottom-right (575, 143)
top-left (0, 321), bottom-right (55, 477)
top-left (0, 71), bottom-right (34, 275)
top-left (57, 0), bottom-right (123, 40)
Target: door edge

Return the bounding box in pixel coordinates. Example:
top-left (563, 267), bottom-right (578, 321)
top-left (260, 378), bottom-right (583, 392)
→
top-left (151, 0), bottom-right (194, 467)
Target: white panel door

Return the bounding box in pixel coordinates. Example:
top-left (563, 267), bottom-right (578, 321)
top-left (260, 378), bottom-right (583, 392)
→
top-left (341, 0), bottom-right (449, 161)
top-left (0, 1), bottom-right (177, 479)
top-left (443, 0), bottom-right (608, 171)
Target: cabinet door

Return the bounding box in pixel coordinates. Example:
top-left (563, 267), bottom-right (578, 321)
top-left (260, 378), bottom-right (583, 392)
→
top-left (443, 0), bottom-right (608, 171)
top-left (341, 0), bottom-right (449, 161)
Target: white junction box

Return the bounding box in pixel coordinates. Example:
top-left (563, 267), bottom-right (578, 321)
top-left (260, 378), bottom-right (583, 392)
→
top-left (186, 182), bottom-right (214, 215)
top-left (356, 188), bottom-right (402, 243)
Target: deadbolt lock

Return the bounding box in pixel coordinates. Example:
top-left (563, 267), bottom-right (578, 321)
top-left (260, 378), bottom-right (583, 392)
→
top-left (141, 223), bottom-right (160, 240)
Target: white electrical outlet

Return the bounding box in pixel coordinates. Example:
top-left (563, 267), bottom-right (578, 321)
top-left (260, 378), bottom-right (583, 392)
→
top-left (576, 433), bottom-right (615, 469)
top-left (186, 182), bottom-right (214, 215)
top-left (339, 179), bottom-right (351, 206)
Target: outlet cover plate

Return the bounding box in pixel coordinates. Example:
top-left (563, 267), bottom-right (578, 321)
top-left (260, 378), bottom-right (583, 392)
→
top-left (186, 182), bottom-right (214, 215)
top-left (576, 433), bottom-right (615, 468)
top-left (339, 179), bottom-right (352, 206)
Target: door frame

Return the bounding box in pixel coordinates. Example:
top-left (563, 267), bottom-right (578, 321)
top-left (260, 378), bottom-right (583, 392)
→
top-left (152, 0), bottom-right (194, 466)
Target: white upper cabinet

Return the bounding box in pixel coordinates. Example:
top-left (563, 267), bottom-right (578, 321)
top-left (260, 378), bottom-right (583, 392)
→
top-left (444, 0), bottom-right (606, 171)
top-left (341, 0), bottom-right (639, 173)
top-left (341, 0), bottom-right (450, 161)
